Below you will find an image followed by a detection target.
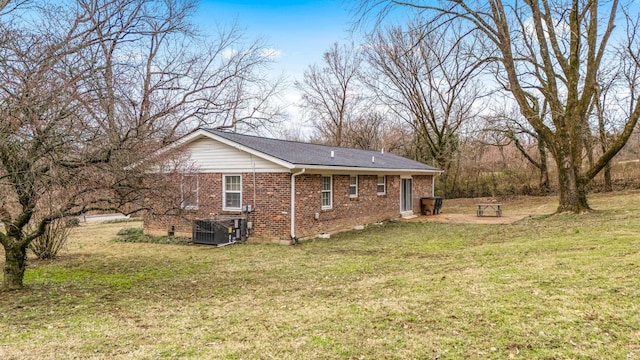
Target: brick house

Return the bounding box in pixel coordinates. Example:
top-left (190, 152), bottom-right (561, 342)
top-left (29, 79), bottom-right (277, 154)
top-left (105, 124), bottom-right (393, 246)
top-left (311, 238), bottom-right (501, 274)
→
top-left (144, 128), bottom-right (442, 244)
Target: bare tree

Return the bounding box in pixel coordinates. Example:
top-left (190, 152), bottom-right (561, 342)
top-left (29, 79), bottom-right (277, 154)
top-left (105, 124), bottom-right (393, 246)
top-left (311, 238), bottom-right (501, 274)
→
top-left (0, 0), bottom-right (282, 290)
top-left (362, 21), bottom-right (485, 195)
top-left (72, 0), bottom-right (284, 141)
top-left (590, 77), bottom-right (616, 192)
top-left (587, 43), bottom-right (640, 192)
top-left (344, 111), bottom-right (406, 151)
top-left (295, 42), bottom-right (366, 146)
top-left (483, 104), bottom-right (551, 194)
top-left (357, 0), bottom-right (640, 213)
top-left (0, 1), bottom-right (26, 15)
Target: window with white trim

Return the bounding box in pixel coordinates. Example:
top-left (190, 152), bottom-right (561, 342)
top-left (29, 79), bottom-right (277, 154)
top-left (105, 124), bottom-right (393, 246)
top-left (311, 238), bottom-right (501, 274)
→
top-left (181, 174), bottom-right (199, 210)
top-left (349, 175), bottom-right (358, 198)
top-left (223, 174), bottom-right (242, 211)
top-left (321, 175), bottom-right (332, 209)
top-left (377, 175), bottom-right (386, 195)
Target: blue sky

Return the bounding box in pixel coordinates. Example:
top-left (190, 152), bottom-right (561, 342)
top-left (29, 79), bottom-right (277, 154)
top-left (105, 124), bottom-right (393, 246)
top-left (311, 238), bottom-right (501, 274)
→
top-left (194, 1), bottom-right (359, 132)
top-left (197, 0), bottom-right (355, 85)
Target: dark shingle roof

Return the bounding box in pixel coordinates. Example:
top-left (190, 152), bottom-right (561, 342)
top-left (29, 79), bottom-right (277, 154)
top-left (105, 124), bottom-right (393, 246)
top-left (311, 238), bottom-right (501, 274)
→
top-left (203, 129), bottom-right (440, 172)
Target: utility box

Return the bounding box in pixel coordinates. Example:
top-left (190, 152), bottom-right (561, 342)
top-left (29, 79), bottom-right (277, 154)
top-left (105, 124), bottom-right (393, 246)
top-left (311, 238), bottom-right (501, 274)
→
top-left (420, 197), bottom-right (444, 215)
top-left (420, 197), bottom-right (436, 215)
top-left (434, 197), bottom-right (443, 214)
top-left (192, 217), bottom-right (247, 246)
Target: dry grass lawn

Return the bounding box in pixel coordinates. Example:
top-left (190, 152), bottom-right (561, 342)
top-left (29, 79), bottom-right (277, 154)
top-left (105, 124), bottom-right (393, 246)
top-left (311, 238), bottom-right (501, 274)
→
top-left (1, 191), bottom-right (640, 359)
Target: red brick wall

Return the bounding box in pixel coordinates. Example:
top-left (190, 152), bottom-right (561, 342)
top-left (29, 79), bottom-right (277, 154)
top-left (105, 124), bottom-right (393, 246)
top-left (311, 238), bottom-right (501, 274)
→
top-left (144, 172), bottom-right (434, 243)
top-left (144, 172), bottom-right (290, 242)
top-left (247, 172), bottom-right (290, 241)
top-left (292, 174), bottom-right (433, 239)
top-left (411, 175), bottom-right (434, 214)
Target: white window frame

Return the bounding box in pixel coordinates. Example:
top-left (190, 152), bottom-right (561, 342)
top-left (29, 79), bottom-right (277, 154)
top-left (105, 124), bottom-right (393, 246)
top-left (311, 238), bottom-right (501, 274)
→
top-left (349, 175), bottom-right (358, 198)
top-left (223, 174), bottom-right (242, 211)
top-left (377, 175), bottom-right (386, 195)
top-left (180, 174), bottom-right (199, 210)
top-left (321, 175), bottom-right (333, 209)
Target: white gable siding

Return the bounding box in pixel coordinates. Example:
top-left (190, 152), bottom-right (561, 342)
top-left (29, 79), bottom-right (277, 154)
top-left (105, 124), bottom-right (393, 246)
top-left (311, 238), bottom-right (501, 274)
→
top-left (186, 137), bottom-right (288, 173)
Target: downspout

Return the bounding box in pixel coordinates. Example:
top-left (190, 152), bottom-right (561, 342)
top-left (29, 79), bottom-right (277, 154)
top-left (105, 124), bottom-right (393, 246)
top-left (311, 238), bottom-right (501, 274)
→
top-left (432, 174), bottom-right (435, 197)
top-left (251, 155), bottom-right (257, 209)
top-left (290, 168), bottom-right (306, 244)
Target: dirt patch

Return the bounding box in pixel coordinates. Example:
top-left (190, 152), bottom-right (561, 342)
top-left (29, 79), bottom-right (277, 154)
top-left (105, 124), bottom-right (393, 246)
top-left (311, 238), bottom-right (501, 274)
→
top-left (404, 194), bottom-right (557, 224)
top-left (405, 213), bottom-right (528, 224)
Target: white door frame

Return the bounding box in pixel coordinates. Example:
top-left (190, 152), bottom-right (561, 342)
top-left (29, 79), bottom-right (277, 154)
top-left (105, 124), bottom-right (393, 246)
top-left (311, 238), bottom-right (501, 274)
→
top-left (400, 176), bottom-right (413, 214)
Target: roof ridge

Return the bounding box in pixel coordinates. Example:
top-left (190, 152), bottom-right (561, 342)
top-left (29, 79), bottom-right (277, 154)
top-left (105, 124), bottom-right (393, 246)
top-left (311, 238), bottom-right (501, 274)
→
top-left (203, 128), bottom-right (389, 154)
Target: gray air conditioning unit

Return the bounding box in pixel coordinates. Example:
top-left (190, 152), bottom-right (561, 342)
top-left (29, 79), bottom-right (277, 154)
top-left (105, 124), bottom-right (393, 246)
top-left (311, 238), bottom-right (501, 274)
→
top-left (192, 217), bottom-right (247, 246)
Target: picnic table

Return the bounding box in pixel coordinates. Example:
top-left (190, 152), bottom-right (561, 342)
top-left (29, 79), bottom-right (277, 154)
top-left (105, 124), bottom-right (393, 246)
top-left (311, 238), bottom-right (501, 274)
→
top-left (477, 204), bottom-right (502, 217)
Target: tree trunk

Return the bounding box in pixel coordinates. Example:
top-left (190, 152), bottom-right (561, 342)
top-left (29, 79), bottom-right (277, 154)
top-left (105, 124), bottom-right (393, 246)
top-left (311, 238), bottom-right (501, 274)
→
top-left (556, 154), bottom-right (590, 213)
top-left (537, 134), bottom-right (551, 194)
top-left (2, 243), bottom-right (28, 291)
top-left (539, 168), bottom-right (550, 195)
top-left (603, 163), bottom-right (612, 192)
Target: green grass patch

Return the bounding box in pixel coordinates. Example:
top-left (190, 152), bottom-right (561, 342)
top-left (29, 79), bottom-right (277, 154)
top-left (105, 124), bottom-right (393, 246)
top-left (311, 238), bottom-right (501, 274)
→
top-left (113, 227), bottom-right (191, 245)
top-left (24, 264), bottom-right (173, 290)
top-left (1, 192), bottom-right (640, 359)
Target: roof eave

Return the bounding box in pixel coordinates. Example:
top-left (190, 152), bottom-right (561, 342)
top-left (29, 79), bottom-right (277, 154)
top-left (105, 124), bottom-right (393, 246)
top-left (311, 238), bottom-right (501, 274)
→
top-left (289, 164), bottom-right (442, 175)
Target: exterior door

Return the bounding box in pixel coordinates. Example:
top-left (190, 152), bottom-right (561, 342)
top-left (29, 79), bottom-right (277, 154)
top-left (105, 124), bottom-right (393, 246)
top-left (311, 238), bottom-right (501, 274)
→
top-left (400, 177), bottom-right (413, 213)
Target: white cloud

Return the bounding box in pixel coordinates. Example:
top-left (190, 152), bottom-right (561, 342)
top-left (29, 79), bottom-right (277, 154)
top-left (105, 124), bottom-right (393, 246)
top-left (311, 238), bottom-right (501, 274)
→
top-left (522, 16), bottom-right (570, 42)
top-left (260, 48), bottom-right (282, 59)
top-left (221, 48), bottom-right (281, 60)
top-left (221, 48), bottom-right (238, 59)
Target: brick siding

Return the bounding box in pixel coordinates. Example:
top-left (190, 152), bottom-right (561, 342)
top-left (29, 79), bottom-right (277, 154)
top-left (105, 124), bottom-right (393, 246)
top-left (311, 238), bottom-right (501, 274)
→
top-left (292, 174), bottom-right (433, 239)
top-left (144, 172), bottom-right (290, 242)
top-left (144, 172), bottom-right (433, 243)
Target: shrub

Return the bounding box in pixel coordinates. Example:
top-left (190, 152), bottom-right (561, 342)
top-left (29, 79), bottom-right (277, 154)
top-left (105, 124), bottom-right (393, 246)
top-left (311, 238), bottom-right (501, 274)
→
top-left (30, 218), bottom-right (74, 260)
top-left (114, 227), bottom-right (191, 245)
